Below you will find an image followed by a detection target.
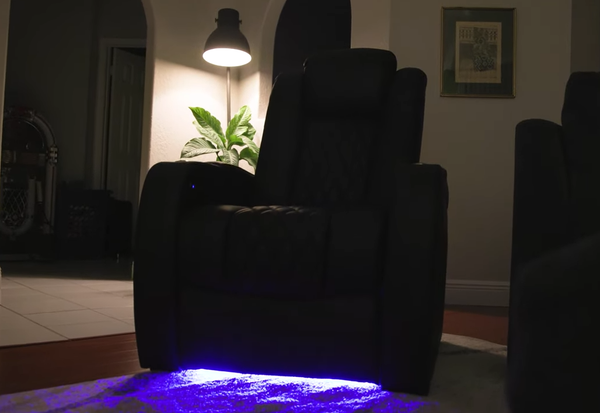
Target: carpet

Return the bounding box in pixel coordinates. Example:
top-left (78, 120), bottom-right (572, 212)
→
top-left (0, 334), bottom-right (508, 413)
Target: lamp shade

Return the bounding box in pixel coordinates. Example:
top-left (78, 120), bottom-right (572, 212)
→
top-left (203, 9), bottom-right (252, 67)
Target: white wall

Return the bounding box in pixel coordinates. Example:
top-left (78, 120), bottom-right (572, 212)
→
top-left (390, 0), bottom-right (573, 285)
top-left (351, 0), bottom-right (391, 50)
top-left (571, 0), bottom-right (600, 72)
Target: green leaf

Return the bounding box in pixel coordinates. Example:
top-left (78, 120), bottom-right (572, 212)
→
top-left (241, 137), bottom-right (260, 154)
top-left (180, 138), bottom-right (219, 158)
top-left (226, 106), bottom-right (252, 141)
top-left (218, 151), bottom-right (228, 163)
top-left (227, 135), bottom-right (245, 150)
top-left (219, 148), bottom-right (239, 166)
top-left (240, 147), bottom-right (258, 170)
top-left (189, 107), bottom-right (225, 147)
top-left (244, 123), bottom-right (257, 141)
top-left (230, 148), bottom-right (240, 166)
top-left (193, 121), bottom-right (224, 150)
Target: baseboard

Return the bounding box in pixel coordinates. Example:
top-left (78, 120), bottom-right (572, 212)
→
top-left (445, 280), bottom-right (510, 307)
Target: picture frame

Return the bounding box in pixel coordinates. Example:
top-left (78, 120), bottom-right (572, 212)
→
top-left (440, 7), bottom-right (516, 98)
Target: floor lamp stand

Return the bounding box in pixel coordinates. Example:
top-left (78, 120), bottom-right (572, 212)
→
top-left (226, 67), bottom-right (231, 123)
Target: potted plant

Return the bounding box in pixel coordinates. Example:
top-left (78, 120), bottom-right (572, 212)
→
top-left (180, 105), bottom-right (259, 170)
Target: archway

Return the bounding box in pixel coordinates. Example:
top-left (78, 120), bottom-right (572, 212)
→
top-left (257, 0), bottom-right (352, 118)
top-left (257, 0), bottom-right (286, 118)
top-left (138, 0), bottom-right (154, 186)
top-left (272, 0), bottom-right (352, 83)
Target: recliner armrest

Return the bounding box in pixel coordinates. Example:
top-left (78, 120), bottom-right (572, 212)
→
top-left (380, 163), bottom-right (448, 394)
top-left (145, 161), bottom-right (254, 209)
top-left (512, 119), bottom-right (570, 277)
top-left (509, 119), bottom-right (572, 356)
top-left (133, 161), bottom-right (254, 370)
top-left (136, 161), bottom-right (254, 260)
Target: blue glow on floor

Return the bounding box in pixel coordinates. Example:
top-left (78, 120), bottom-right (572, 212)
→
top-left (1, 369), bottom-right (439, 412)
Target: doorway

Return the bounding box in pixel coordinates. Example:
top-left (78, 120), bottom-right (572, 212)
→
top-left (94, 41), bottom-right (147, 227)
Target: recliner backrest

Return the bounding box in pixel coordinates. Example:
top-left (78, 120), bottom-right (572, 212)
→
top-left (561, 72), bottom-right (600, 236)
top-left (254, 48), bottom-right (427, 207)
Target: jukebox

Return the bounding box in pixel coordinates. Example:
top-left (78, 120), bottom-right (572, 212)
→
top-left (0, 107), bottom-right (58, 260)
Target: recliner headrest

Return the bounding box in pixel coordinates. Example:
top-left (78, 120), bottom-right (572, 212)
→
top-left (562, 72), bottom-right (600, 131)
top-left (302, 48), bottom-right (397, 116)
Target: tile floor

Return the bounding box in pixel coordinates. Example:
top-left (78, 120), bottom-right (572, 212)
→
top-left (0, 260), bottom-right (134, 347)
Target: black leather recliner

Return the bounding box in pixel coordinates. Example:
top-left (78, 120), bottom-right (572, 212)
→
top-left (134, 48), bottom-right (449, 395)
top-left (508, 72), bottom-right (600, 412)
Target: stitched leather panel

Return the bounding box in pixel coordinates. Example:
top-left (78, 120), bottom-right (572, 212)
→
top-left (224, 206), bottom-right (329, 296)
top-left (291, 119), bottom-right (374, 207)
top-left (180, 205), bottom-right (383, 297)
top-left (178, 205), bottom-right (245, 288)
top-left (326, 208), bottom-right (384, 294)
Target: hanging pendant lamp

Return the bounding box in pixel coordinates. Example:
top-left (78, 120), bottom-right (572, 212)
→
top-left (203, 8), bottom-right (252, 67)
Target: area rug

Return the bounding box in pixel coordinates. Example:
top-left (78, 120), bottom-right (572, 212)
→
top-left (0, 334), bottom-right (509, 413)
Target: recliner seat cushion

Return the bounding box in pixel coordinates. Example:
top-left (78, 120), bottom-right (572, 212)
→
top-left (226, 205), bottom-right (329, 295)
top-left (178, 204), bottom-right (384, 297)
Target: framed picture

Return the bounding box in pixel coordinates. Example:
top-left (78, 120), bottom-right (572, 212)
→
top-left (441, 7), bottom-right (516, 98)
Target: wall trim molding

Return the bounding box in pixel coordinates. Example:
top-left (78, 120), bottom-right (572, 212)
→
top-left (445, 280), bottom-right (510, 307)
